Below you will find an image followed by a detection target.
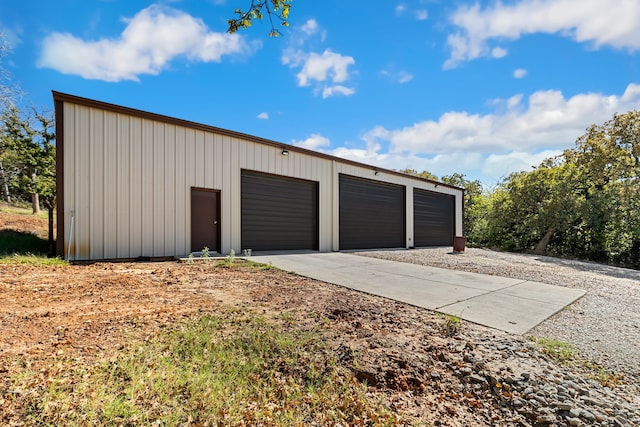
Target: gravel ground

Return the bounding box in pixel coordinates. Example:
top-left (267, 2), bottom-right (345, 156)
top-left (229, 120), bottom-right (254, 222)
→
top-left (358, 247), bottom-right (640, 387)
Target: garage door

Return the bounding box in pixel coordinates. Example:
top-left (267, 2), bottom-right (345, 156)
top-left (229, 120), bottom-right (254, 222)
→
top-left (339, 174), bottom-right (405, 250)
top-left (241, 170), bottom-right (319, 251)
top-left (413, 188), bottom-right (454, 247)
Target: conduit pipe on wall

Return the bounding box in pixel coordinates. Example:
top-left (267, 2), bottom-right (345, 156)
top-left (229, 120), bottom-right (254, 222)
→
top-left (67, 211), bottom-right (74, 261)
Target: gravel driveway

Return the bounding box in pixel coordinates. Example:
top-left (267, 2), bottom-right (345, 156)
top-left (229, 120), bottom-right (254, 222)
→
top-left (358, 247), bottom-right (640, 385)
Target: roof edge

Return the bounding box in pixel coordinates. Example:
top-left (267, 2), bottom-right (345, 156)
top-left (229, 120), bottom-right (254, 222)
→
top-left (51, 91), bottom-right (463, 192)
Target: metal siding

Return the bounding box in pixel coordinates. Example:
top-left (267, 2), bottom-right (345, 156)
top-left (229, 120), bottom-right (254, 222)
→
top-left (195, 131), bottom-right (205, 188)
top-left (164, 125), bottom-right (176, 255)
top-left (62, 105), bottom-right (76, 259)
top-left (413, 188), bottom-right (455, 246)
top-left (339, 174), bottom-right (406, 250)
top-left (213, 134), bottom-right (223, 188)
top-left (75, 106), bottom-right (91, 260)
top-left (230, 137), bottom-right (240, 249)
top-left (116, 114), bottom-right (131, 258)
top-left (103, 112), bottom-right (118, 259)
top-left (175, 126), bottom-right (187, 255)
top-left (152, 123), bottom-right (164, 256)
top-left (90, 109), bottom-right (104, 259)
top-left (220, 136), bottom-right (230, 253)
top-left (129, 117), bottom-right (142, 257)
top-left (141, 120), bottom-right (154, 256)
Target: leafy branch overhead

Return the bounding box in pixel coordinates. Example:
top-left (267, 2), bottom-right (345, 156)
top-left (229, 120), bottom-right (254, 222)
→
top-left (227, 0), bottom-right (292, 37)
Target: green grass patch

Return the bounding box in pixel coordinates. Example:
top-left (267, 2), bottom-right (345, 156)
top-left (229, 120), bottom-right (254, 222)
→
top-left (590, 367), bottom-right (624, 388)
top-left (535, 337), bottom-right (626, 387)
top-left (9, 312), bottom-right (399, 426)
top-left (0, 253), bottom-right (67, 266)
top-left (0, 202), bottom-right (48, 218)
top-left (438, 313), bottom-right (462, 337)
top-left (535, 337), bottom-right (578, 364)
top-left (0, 230), bottom-right (49, 257)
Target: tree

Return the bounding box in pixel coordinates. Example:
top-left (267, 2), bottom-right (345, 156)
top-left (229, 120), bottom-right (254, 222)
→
top-left (441, 173), bottom-right (485, 245)
top-left (399, 168), bottom-right (439, 181)
top-left (477, 111), bottom-right (640, 267)
top-left (0, 32), bottom-right (23, 203)
top-left (227, 0), bottom-right (292, 37)
top-left (0, 106), bottom-right (56, 214)
top-left (563, 111), bottom-right (640, 264)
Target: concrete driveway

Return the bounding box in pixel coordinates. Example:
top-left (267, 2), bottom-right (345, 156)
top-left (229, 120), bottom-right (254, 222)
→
top-left (251, 252), bottom-right (586, 334)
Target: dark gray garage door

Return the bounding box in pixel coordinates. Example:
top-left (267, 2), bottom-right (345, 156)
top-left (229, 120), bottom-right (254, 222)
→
top-left (241, 170), bottom-right (319, 251)
top-left (339, 174), bottom-right (405, 250)
top-left (413, 188), bottom-right (454, 247)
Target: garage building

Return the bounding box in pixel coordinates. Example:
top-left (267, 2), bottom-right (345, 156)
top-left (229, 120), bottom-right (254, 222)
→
top-left (54, 92), bottom-right (464, 261)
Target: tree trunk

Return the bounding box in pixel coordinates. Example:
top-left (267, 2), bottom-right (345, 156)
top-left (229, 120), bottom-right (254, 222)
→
top-left (32, 193), bottom-right (40, 214)
top-left (48, 206), bottom-right (55, 257)
top-left (533, 229), bottom-right (554, 255)
top-left (31, 171), bottom-right (40, 214)
top-left (0, 162), bottom-right (10, 203)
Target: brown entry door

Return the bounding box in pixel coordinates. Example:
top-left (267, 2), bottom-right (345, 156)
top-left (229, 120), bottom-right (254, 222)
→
top-left (191, 188), bottom-right (220, 253)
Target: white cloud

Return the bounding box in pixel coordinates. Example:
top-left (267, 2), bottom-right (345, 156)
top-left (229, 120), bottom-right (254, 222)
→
top-left (257, 112), bottom-right (269, 120)
top-left (398, 71), bottom-right (414, 83)
top-left (491, 47), bottom-right (508, 58)
top-left (514, 68), bottom-right (527, 78)
top-left (395, 4), bottom-right (407, 15)
top-left (281, 21), bottom-right (356, 98)
top-left (482, 150), bottom-right (563, 181)
top-left (301, 19), bottom-right (320, 36)
top-left (295, 49), bottom-right (355, 87)
top-left (381, 69), bottom-right (414, 84)
top-left (415, 10), bottom-right (428, 21)
top-left (322, 85), bottom-right (355, 99)
top-left (445, 0), bottom-right (640, 68)
top-left (293, 133), bottom-right (331, 150)
top-left (326, 84), bottom-right (640, 183)
top-left (37, 5), bottom-right (259, 82)
top-left (367, 84), bottom-right (640, 154)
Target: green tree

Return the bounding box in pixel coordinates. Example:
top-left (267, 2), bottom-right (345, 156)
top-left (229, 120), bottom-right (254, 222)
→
top-left (227, 0), bottom-right (292, 37)
top-left (0, 106), bottom-right (56, 214)
top-left (564, 111), bottom-right (640, 264)
top-left (399, 168), bottom-right (439, 181)
top-left (479, 111), bottom-right (640, 267)
top-left (0, 32), bottom-right (22, 202)
top-left (441, 173), bottom-right (485, 246)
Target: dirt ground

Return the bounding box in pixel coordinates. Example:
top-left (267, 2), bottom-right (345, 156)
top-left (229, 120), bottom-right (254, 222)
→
top-left (1, 209), bottom-right (637, 426)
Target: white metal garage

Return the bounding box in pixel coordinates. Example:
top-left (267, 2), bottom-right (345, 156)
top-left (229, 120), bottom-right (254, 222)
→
top-left (54, 91), bottom-right (464, 260)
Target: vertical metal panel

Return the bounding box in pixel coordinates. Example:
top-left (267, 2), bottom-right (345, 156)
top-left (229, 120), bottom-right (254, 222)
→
top-left (230, 137), bottom-right (241, 249)
top-left (413, 188), bottom-right (455, 247)
top-left (116, 114), bottom-right (131, 258)
top-left (89, 109), bottom-right (104, 259)
top-left (213, 134), bottom-right (223, 188)
top-left (195, 131), bottom-right (205, 188)
top-left (152, 123), bottom-right (165, 256)
top-left (62, 105), bottom-right (75, 258)
top-left (175, 126), bottom-right (187, 255)
top-left (129, 117), bottom-right (142, 257)
top-left (141, 119), bottom-right (154, 256)
top-left (103, 111), bottom-right (118, 259)
top-left (75, 106), bottom-right (91, 260)
top-left (164, 125), bottom-right (176, 255)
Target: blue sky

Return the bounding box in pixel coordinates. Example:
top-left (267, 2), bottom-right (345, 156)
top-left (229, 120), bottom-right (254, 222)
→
top-left (1, 0), bottom-right (639, 186)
